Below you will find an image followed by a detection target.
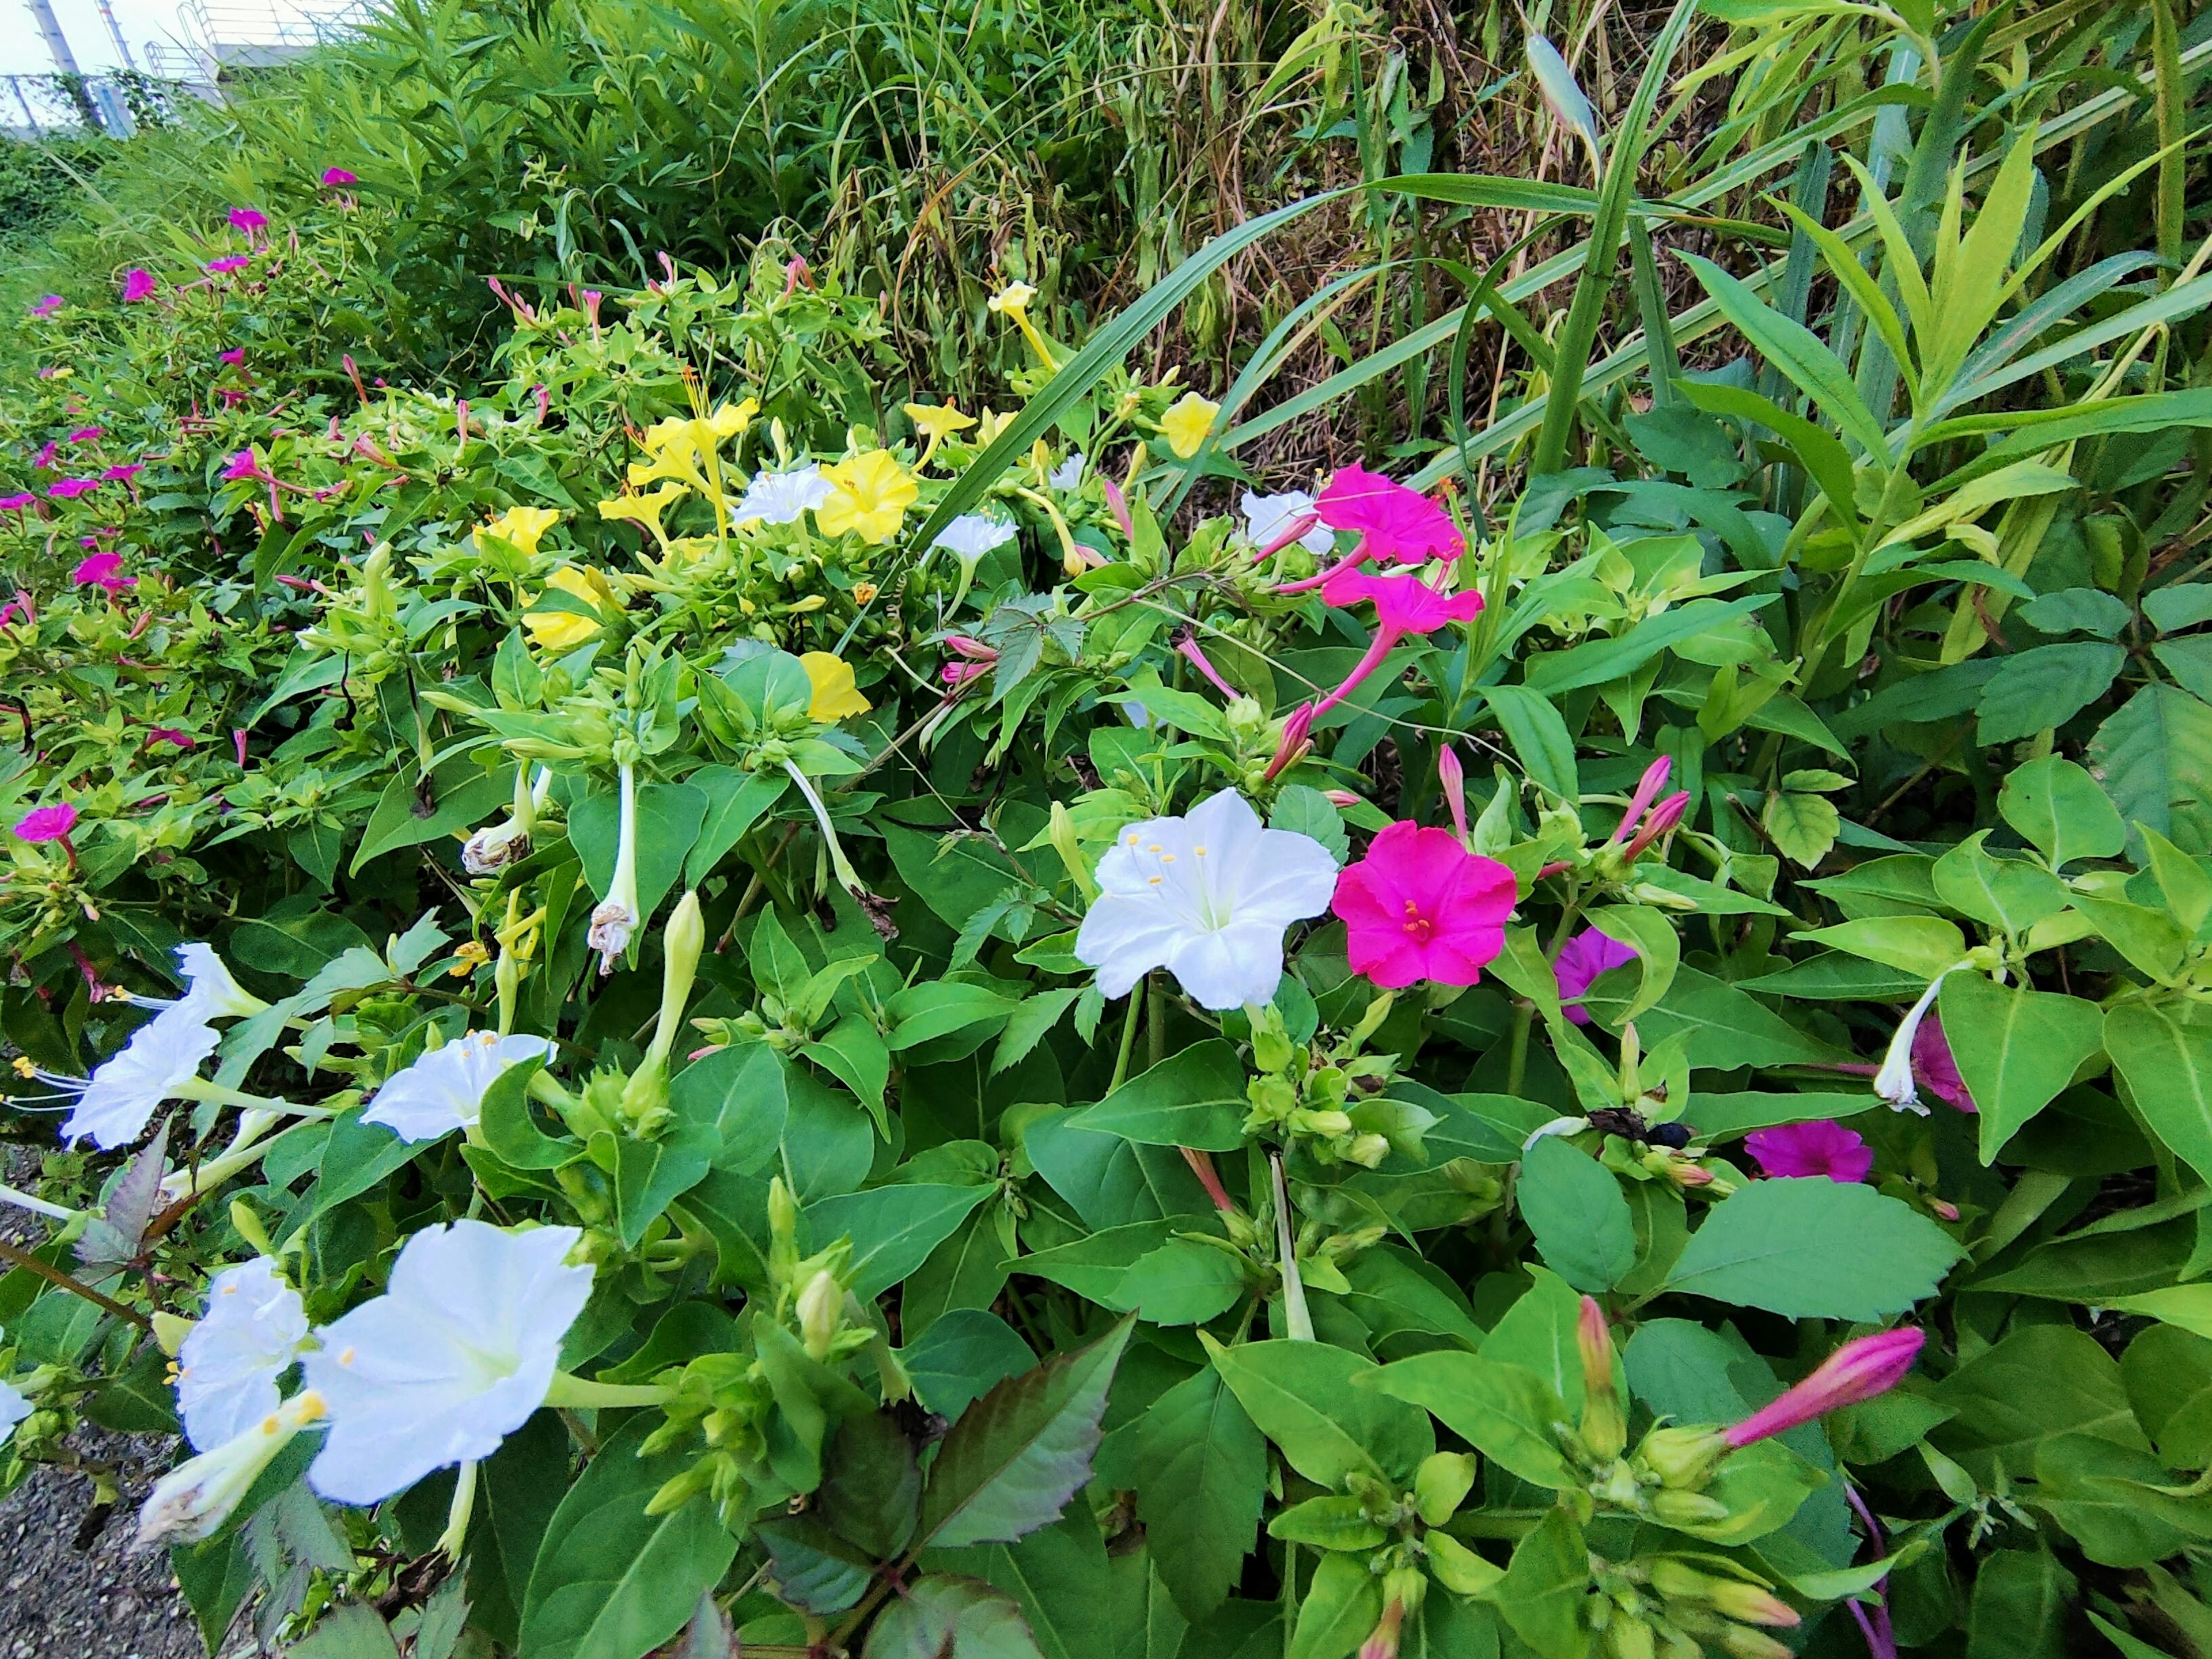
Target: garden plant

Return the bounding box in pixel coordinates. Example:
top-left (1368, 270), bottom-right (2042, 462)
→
top-left (5, 0), bottom-right (2212, 1655)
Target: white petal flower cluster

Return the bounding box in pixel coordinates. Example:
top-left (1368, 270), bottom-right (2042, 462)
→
top-left (1075, 789), bottom-right (1338, 1010)
top-left (176, 1257), bottom-right (311, 1452)
top-left (362, 1031), bottom-right (556, 1143)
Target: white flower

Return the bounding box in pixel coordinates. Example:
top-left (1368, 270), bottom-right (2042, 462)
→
top-left (176, 1258), bottom-right (311, 1452)
top-left (590, 762), bottom-right (642, 975)
top-left (1048, 452), bottom-right (1085, 491)
top-left (1075, 789), bottom-right (1338, 1010)
top-left (933, 514), bottom-right (1018, 559)
top-left (1241, 489), bottom-right (1334, 556)
top-left (173, 945), bottom-right (264, 1018)
top-left (464, 766), bottom-right (554, 874)
top-left (1873, 964), bottom-right (1967, 1115)
top-left (733, 465), bottom-right (832, 526)
top-left (0, 1377), bottom-right (29, 1449)
top-left (137, 1389), bottom-right (328, 1547)
top-left (302, 1220), bottom-right (592, 1505)
top-left (53, 995), bottom-right (221, 1149)
top-left (362, 1031), bottom-right (556, 1143)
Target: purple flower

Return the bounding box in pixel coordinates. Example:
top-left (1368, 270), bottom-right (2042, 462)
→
top-left (1912, 1013), bottom-right (1976, 1113)
top-left (146, 727), bottom-right (194, 749)
top-left (206, 256), bottom-right (251, 275)
top-left (122, 268), bottom-right (157, 302)
top-left (32, 442), bottom-right (56, 470)
top-left (228, 206), bottom-right (268, 236)
top-left (218, 349), bottom-right (245, 367)
top-left (72, 552), bottom-right (133, 592)
top-left (222, 449), bottom-right (260, 482)
top-left (14, 803), bottom-right (78, 842)
top-left (67, 426), bottom-right (103, 444)
top-left (101, 464), bottom-right (142, 483)
top-left (0, 493), bottom-right (36, 513)
top-left (29, 295), bottom-right (63, 318)
top-left (1745, 1119), bottom-right (1873, 1183)
top-left (321, 166), bottom-right (358, 186)
top-left (47, 479), bottom-right (100, 499)
top-left (1553, 926), bottom-right (1638, 1025)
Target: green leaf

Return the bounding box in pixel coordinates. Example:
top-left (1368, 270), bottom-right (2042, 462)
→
top-left (1665, 1178), bottom-right (1961, 1319)
top-left (804, 1184), bottom-right (993, 1300)
top-left (900, 1310), bottom-right (1037, 1422)
top-left (1516, 1136), bottom-right (1635, 1291)
top-left (1023, 1110), bottom-right (1213, 1230)
top-left (309, 1108), bottom-right (431, 1219)
top-left (2091, 684), bottom-right (2212, 854)
top-left (1976, 642), bottom-right (2126, 745)
top-left (2107, 1003), bottom-right (2212, 1187)
top-left (1966, 1552), bottom-right (2077, 1659)
top-left (1493, 1508), bottom-right (1590, 1659)
top-left (1584, 905), bottom-right (1679, 1022)
top-left (1479, 1266), bottom-right (1594, 1413)
top-left (1269, 785), bottom-right (1350, 865)
top-left (1998, 755), bottom-right (2127, 869)
top-left (1286, 1551), bottom-right (1382, 1659)
top-left (610, 1120), bottom-right (719, 1249)
top-left (757, 1516), bottom-right (875, 1616)
top-left (1578, 965), bottom-right (1846, 1069)
top-left (927, 1510), bottom-right (1112, 1659)
top-left (1680, 251), bottom-right (1890, 457)
top-left (1064, 1040), bottom-right (1248, 1152)
top-left (570, 781), bottom-right (707, 925)
top-left (467, 1412), bottom-right (570, 1647)
top-left (1793, 916), bottom-right (1967, 979)
top-left (1763, 787), bottom-right (1839, 869)
top-left (1200, 1335), bottom-right (1433, 1487)
top-left (821, 1408), bottom-right (924, 1560)
top-left (1937, 974), bottom-right (2104, 1162)
top-left (886, 980), bottom-right (1021, 1052)
top-left (520, 1413), bottom-right (740, 1659)
top-left (2020, 587), bottom-right (2132, 639)
top-left (864, 1574), bottom-right (1046, 1659)
top-left (286, 1605), bottom-right (401, 1659)
top-left (684, 766), bottom-right (787, 886)
top-left (1135, 1368), bottom-right (1267, 1624)
top-left (1368, 1351), bottom-right (1574, 1490)
top-left (352, 757), bottom-right (516, 874)
top-left (1931, 834), bottom-right (2069, 934)
top-left (918, 1313), bottom-right (1134, 1550)
top-left (1481, 684), bottom-right (1580, 802)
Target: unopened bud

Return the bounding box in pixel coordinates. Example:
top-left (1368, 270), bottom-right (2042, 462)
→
top-left (1577, 1297), bottom-right (1626, 1461)
top-left (797, 1269), bottom-right (842, 1361)
top-left (1345, 1132), bottom-right (1391, 1168)
top-left (1647, 1561), bottom-right (1795, 1627)
top-left (1649, 1488), bottom-right (1732, 1527)
top-left (1719, 1630), bottom-right (1793, 1659)
top-left (1607, 1615), bottom-right (1657, 1659)
top-left (1638, 1425), bottom-right (1731, 1489)
top-left (768, 1176), bottom-right (800, 1257)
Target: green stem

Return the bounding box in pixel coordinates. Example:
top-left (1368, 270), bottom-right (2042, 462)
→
top-left (1108, 988), bottom-right (1143, 1093)
top-left (543, 1373), bottom-right (675, 1410)
top-left (1270, 1150), bottom-right (1314, 1342)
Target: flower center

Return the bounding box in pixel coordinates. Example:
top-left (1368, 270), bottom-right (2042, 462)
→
top-left (1400, 900), bottom-right (1433, 943)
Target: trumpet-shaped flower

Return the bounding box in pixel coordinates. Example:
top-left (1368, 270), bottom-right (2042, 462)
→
top-left (589, 763), bottom-right (642, 974)
top-left (0, 1378), bottom-right (26, 1447)
top-left (206, 256), bottom-right (251, 275)
top-left (51, 993), bottom-right (222, 1148)
top-left (47, 479), bottom-right (100, 501)
top-left (175, 943), bottom-right (265, 1019)
top-left (817, 452), bottom-right (918, 544)
top-left (1315, 465), bottom-right (1463, 566)
top-left (523, 566), bottom-right (613, 652)
top-left (122, 269), bottom-right (157, 302)
top-left (321, 166), bottom-right (357, 186)
top-left (933, 513), bottom-right (1018, 560)
top-left (1744, 1120), bottom-right (1872, 1184)
top-left (478, 505), bottom-right (561, 557)
top-left (1911, 1013), bottom-right (1976, 1113)
top-left (176, 1258), bottom-right (312, 1452)
top-left (1242, 490), bottom-right (1334, 556)
top-left (906, 400), bottom-right (976, 466)
top-left (302, 1221), bottom-right (592, 1505)
top-left (1160, 392), bottom-right (1221, 459)
top-left (14, 802), bottom-right (77, 842)
top-left (363, 1031), bottom-right (557, 1143)
top-left (1047, 451), bottom-right (1085, 491)
top-left (1332, 822), bottom-right (1516, 990)
top-left (734, 465), bottom-right (832, 526)
top-left (1554, 926), bottom-right (1638, 1025)
top-left (1075, 790), bottom-right (1338, 1010)
top-left (137, 1388), bottom-right (328, 1546)
top-left (988, 281), bottom-right (1058, 365)
top-left (227, 207), bottom-right (268, 237)
top-left (597, 483), bottom-right (687, 544)
top-left (1313, 567), bottom-right (1484, 715)
top-left (72, 552), bottom-right (132, 591)
top-left (800, 653), bottom-right (872, 722)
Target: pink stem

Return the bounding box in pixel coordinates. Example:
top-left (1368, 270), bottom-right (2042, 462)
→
top-left (1313, 628), bottom-right (1402, 717)
top-left (1274, 541), bottom-right (1373, 594)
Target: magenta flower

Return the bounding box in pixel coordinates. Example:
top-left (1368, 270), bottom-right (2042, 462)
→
top-left (14, 802), bottom-right (78, 842)
top-left (206, 256), bottom-right (251, 275)
top-left (228, 206), bottom-right (268, 236)
top-left (321, 166), bottom-right (358, 186)
top-left (72, 552), bottom-right (134, 592)
top-left (221, 449), bottom-right (260, 482)
top-left (0, 493), bottom-right (36, 513)
top-left (1313, 567), bottom-right (1483, 714)
top-left (29, 296), bottom-right (63, 318)
top-left (101, 464), bottom-right (142, 483)
top-left (67, 426), bottom-right (103, 444)
top-left (1332, 821), bottom-right (1518, 989)
top-left (32, 442), bottom-right (57, 470)
top-left (122, 268), bottom-right (156, 302)
top-left (1912, 1013), bottom-right (1976, 1113)
top-left (1745, 1119), bottom-right (1873, 1184)
top-left (1722, 1329), bottom-right (1926, 1449)
top-left (218, 349), bottom-right (245, 368)
top-left (1554, 926), bottom-right (1639, 1024)
top-left (47, 479), bottom-right (100, 499)
top-left (146, 727), bottom-right (195, 749)
top-left (1316, 464), bottom-right (1463, 566)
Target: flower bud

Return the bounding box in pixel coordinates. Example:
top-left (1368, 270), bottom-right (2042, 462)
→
top-left (797, 1268), bottom-right (842, 1361)
top-left (1719, 1629), bottom-right (1794, 1659)
top-left (1414, 1450), bottom-right (1476, 1525)
top-left (1607, 1615), bottom-right (1657, 1659)
top-left (1721, 1329), bottom-right (1925, 1449)
top-left (1649, 1488), bottom-right (1732, 1527)
top-left (1345, 1133), bottom-right (1392, 1168)
top-left (1638, 1426), bottom-right (1730, 1490)
top-left (136, 1391), bottom-right (326, 1546)
top-left (1649, 1562), bottom-right (1797, 1627)
top-left (1577, 1297), bottom-right (1626, 1461)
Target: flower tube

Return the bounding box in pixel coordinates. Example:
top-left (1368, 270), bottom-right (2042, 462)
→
top-left (589, 763), bottom-right (642, 975)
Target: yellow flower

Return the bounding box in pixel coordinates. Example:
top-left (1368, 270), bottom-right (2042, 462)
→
top-left (801, 652), bottom-right (872, 722)
top-left (631, 399), bottom-right (759, 491)
top-left (975, 407), bottom-right (1017, 447)
top-left (987, 281), bottom-right (1058, 368)
top-left (597, 483), bottom-right (688, 544)
top-left (904, 400), bottom-right (977, 468)
top-left (523, 566), bottom-right (613, 651)
top-left (1159, 392), bottom-right (1221, 460)
top-left (816, 451), bottom-right (919, 545)
top-left (478, 506), bottom-right (562, 557)
top-left (853, 581), bottom-right (879, 605)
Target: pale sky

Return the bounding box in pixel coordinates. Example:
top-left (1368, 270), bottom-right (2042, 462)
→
top-left (2, 0), bottom-right (346, 82)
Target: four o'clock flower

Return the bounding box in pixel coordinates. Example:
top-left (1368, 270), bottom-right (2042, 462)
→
top-left (121, 268), bottom-right (157, 302)
top-left (175, 942), bottom-right (267, 1018)
top-left (1744, 1119), bottom-right (1873, 1183)
top-left (50, 994), bottom-right (222, 1149)
top-left (14, 802), bottom-right (77, 843)
top-left (1554, 926), bottom-right (1638, 1024)
top-left (1075, 789), bottom-right (1338, 1010)
top-left (1312, 567), bottom-right (1483, 715)
top-left (175, 1258), bottom-right (311, 1452)
top-left (732, 464), bottom-right (831, 526)
top-left (321, 166), bottom-right (358, 186)
top-left (589, 762), bottom-right (643, 974)
top-left (1332, 821), bottom-right (1517, 990)
top-left (228, 206), bottom-right (268, 238)
top-left (1725, 1327), bottom-right (1926, 1449)
top-left (1873, 965), bottom-right (1970, 1115)
top-left (463, 765), bottom-right (553, 875)
top-left (72, 552), bottom-right (134, 592)
top-left (362, 1031), bottom-right (557, 1143)
top-left (1277, 465), bottom-right (1463, 592)
top-left (302, 1220), bottom-right (593, 1504)
top-left (1911, 1013), bottom-right (1976, 1113)
top-left (137, 1388), bottom-right (329, 1546)
top-left (1241, 488), bottom-right (1334, 557)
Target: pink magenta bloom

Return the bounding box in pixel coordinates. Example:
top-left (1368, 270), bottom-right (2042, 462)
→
top-left (228, 206), bottom-right (268, 236)
top-left (321, 166), bottom-right (358, 185)
top-left (1745, 1119), bottom-right (1873, 1184)
top-left (1313, 567), bottom-right (1484, 714)
top-left (101, 464), bottom-right (142, 483)
top-left (122, 268), bottom-right (156, 302)
top-left (146, 727), bottom-right (195, 749)
top-left (1315, 464), bottom-right (1463, 565)
top-left (73, 552), bottom-right (134, 592)
top-left (47, 479), bottom-right (99, 499)
top-left (32, 442), bottom-right (57, 470)
top-left (1912, 1013), bottom-right (1975, 1113)
top-left (0, 493), bottom-right (36, 513)
top-left (15, 803), bottom-right (78, 842)
top-left (67, 426), bottom-right (104, 444)
top-left (1554, 925), bottom-right (1638, 1024)
top-left (218, 349), bottom-right (245, 367)
top-left (1722, 1329), bottom-right (1926, 1449)
top-left (222, 449), bottom-right (260, 482)
top-left (206, 256), bottom-right (251, 275)
top-left (29, 296), bottom-right (63, 318)
top-left (1332, 821), bottom-right (1517, 989)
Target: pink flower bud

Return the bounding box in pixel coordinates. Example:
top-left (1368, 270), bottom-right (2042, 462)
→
top-left (1438, 743), bottom-right (1468, 843)
top-left (944, 634), bottom-right (998, 662)
top-left (1612, 755), bottom-right (1673, 842)
top-left (1623, 790), bottom-right (1691, 858)
top-left (1722, 1329), bottom-right (1925, 1449)
top-left (1176, 634), bottom-right (1238, 700)
top-left (1262, 701), bottom-right (1315, 782)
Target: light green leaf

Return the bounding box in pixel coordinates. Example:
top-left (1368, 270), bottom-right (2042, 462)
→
top-left (1937, 974), bottom-right (2103, 1162)
top-left (1666, 1178), bottom-right (1961, 1319)
top-left (1517, 1136), bottom-right (1635, 1292)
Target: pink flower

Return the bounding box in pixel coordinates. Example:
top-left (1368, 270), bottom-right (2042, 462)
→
top-left (221, 449), bottom-right (260, 482)
top-left (72, 552), bottom-right (134, 592)
top-left (228, 206), bottom-right (268, 236)
top-left (1332, 821), bottom-right (1517, 988)
top-left (29, 296), bottom-right (63, 318)
top-left (32, 442), bottom-right (57, 470)
top-left (1722, 1330), bottom-right (1925, 1449)
top-left (218, 349), bottom-right (245, 368)
top-left (1745, 1119), bottom-right (1873, 1183)
top-left (67, 426), bottom-right (103, 444)
top-left (1262, 702), bottom-right (1316, 782)
top-left (206, 256), bottom-right (251, 275)
top-left (146, 727), bottom-right (195, 749)
top-left (47, 479), bottom-right (100, 499)
top-left (1912, 1013), bottom-right (1975, 1113)
top-left (321, 166), bottom-right (358, 186)
top-left (14, 803), bottom-right (78, 842)
top-left (101, 464), bottom-right (142, 483)
top-left (121, 268), bottom-right (156, 302)
top-left (1313, 567), bottom-right (1483, 714)
top-left (941, 660), bottom-right (991, 688)
top-left (1554, 926), bottom-right (1638, 1024)
top-left (0, 494), bottom-right (36, 514)
top-left (1316, 464), bottom-right (1463, 565)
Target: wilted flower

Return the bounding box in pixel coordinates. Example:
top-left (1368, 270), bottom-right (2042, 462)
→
top-left (1874, 968), bottom-right (1967, 1115)
top-left (1911, 1013), bottom-right (1976, 1113)
top-left (175, 1259), bottom-right (311, 1452)
top-left (588, 763), bottom-right (642, 974)
top-left (1332, 822), bottom-right (1516, 990)
top-left (1554, 926), bottom-right (1637, 1024)
top-left (1744, 1119), bottom-right (1872, 1183)
top-left (137, 1389), bottom-right (328, 1546)
top-left (362, 1031), bottom-right (557, 1143)
top-left (146, 728), bottom-right (194, 749)
top-left (1075, 790), bottom-right (1338, 1010)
